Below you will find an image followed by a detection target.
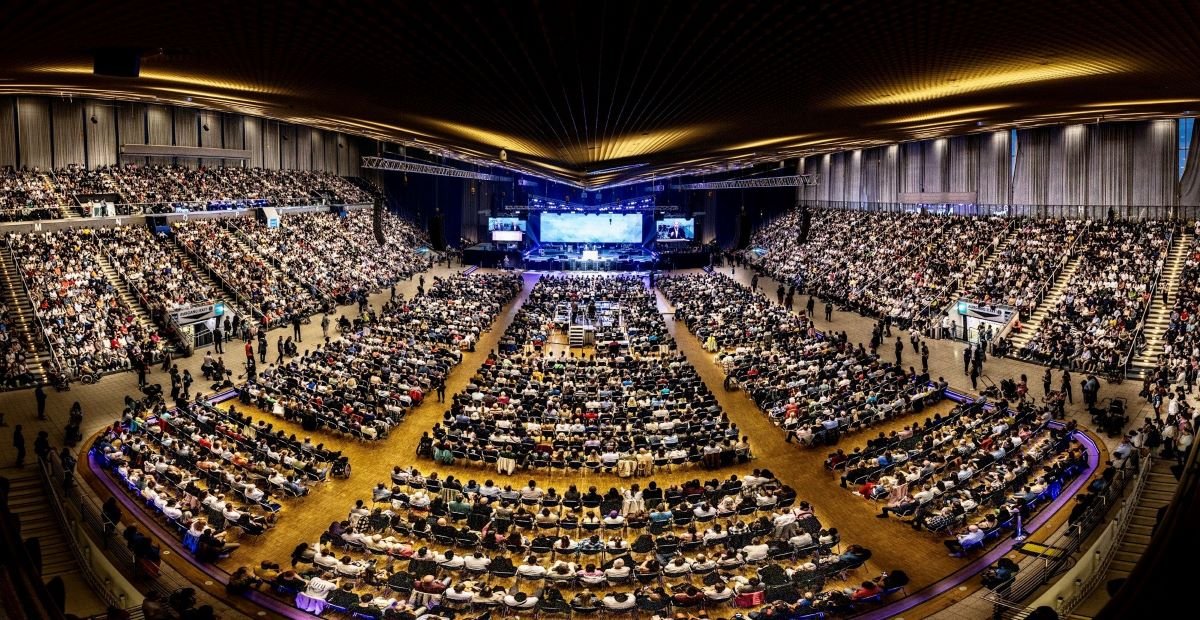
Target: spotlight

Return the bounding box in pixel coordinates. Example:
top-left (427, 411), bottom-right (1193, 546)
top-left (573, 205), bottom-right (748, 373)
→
top-left (90, 115), bottom-right (98, 124)
top-left (202, 123), bottom-right (209, 131)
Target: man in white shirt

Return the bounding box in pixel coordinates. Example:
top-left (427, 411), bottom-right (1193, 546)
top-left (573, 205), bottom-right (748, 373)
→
top-left (741, 539), bottom-right (770, 562)
top-left (304, 572), bottom-right (339, 600)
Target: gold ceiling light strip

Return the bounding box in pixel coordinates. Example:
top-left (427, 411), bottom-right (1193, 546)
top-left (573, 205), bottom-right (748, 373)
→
top-left (882, 104), bottom-right (1013, 125)
top-left (1082, 99), bottom-right (1200, 107)
top-left (844, 59), bottom-right (1134, 106)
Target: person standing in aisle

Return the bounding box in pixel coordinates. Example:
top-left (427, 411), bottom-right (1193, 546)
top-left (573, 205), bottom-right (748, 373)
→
top-left (895, 338), bottom-right (904, 366)
top-left (921, 342), bottom-right (929, 374)
top-left (13, 424), bottom-right (25, 468)
top-left (824, 301), bottom-right (833, 322)
top-left (35, 385), bottom-right (47, 420)
top-left (1043, 368), bottom-right (1053, 397)
top-left (1061, 369), bottom-right (1073, 404)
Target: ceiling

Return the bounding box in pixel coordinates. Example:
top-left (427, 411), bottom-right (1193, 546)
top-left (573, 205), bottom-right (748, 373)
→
top-left (1, 0), bottom-right (1198, 187)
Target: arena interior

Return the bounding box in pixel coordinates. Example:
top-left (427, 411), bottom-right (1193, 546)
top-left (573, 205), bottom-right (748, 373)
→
top-left (0, 2), bottom-right (1195, 620)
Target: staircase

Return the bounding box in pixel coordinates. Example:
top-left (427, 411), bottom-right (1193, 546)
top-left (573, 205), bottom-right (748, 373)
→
top-left (1069, 458), bottom-right (1179, 618)
top-left (93, 249), bottom-right (163, 346)
top-left (4, 468), bottom-right (78, 579)
top-left (1008, 256), bottom-right (1084, 352)
top-left (1128, 230), bottom-right (1194, 377)
top-left (954, 225), bottom-right (1021, 303)
top-left (568, 325), bottom-right (588, 347)
top-left (163, 236), bottom-right (252, 334)
top-left (1, 244), bottom-right (53, 385)
top-left (39, 172), bottom-right (80, 220)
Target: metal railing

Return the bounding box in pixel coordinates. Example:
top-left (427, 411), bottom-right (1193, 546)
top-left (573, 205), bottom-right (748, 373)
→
top-left (35, 453), bottom-right (145, 614)
top-left (796, 200), bottom-right (1198, 222)
top-left (5, 238), bottom-right (65, 377)
top-left (95, 236), bottom-right (197, 359)
top-left (1122, 227), bottom-right (1174, 375)
top-left (982, 449), bottom-right (1148, 618)
top-left (169, 232), bottom-right (265, 325)
top-left (221, 218), bottom-right (336, 304)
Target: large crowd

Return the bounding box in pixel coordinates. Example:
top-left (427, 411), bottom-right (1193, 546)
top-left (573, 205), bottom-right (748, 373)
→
top-left (1153, 223), bottom-right (1200, 385)
top-left (0, 301), bottom-right (38, 388)
top-left (743, 209), bottom-right (1009, 333)
top-left (0, 165), bottom-right (372, 221)
top-left (962, 218), bottom-right (1086, 316)
top-left (1016, 220), bottom-right (1171, 372)
top-left (421, 275), bottom-right (749, 475)
top-left (9, 229), bottom-right (165, 378)
top-left (233, 211), bottom-right (428, 304)
top-left (173, 220), bottom-right (324, 327)
top-left (94, 225), bottom-right (220, 319)
top-left (92, 392), bottom-right (341, 566)
top-left (243, 273), bottom-right (522, 440)
top-left (0, 167), bottom-right (67, 220)
top-left (266, 470), bottom-right (898, 618)
top-left (660, 273), bottom-right (942, 446)
top-left (102, 165), bottom-right (372, 213)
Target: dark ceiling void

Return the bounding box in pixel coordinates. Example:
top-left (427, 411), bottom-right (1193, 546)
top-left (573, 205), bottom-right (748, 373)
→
top-left (1, 0), bottom-right (1197, 186)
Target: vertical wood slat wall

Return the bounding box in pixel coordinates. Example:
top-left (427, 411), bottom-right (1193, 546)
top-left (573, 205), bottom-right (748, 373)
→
top-left (0, 95), bottom-right (369, 176)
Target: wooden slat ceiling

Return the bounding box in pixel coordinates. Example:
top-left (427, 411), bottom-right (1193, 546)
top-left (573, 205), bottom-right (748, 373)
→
top-left (1, 0), bottom-right (1198, 186)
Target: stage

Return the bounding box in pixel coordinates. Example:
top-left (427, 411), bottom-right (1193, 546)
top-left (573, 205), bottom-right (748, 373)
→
top-left (523, 244), bottom-right (657, 271)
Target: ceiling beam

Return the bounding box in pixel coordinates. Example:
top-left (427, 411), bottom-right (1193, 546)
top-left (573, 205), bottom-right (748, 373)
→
top-left (360, 156), bottom-right (512, 182)
top-left (672, 175), bottom-right (819, 190)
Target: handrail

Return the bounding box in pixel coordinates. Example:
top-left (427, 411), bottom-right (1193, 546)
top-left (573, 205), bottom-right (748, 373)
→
top-left (1122, 225), bottom-right (1176, 375)
top-left (222, 218), bottom-right (337, 304)
top-left (170, 231), bottom-right (265, 324)
top-left (925, 216), bottom-right (1019, 332)
top-left (34, 453), bottom-right (135, 613)
top-left (1039, 450), bottom-right (1153, 618)
top-left (5, 237), bottom-right (65, 379)
top-left (95, 236), bottom-right (197, 359)
top-left (982, 447), bottom-right (1145, 616)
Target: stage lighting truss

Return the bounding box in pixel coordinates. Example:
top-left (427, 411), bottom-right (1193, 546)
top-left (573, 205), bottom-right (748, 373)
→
top-left (361, 156), bottom-right (513, 182)
top-left (672, 174), bottom-right (819, 190)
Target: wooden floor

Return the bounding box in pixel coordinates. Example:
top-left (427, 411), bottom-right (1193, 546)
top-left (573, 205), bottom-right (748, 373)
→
top-left (196, 272), bottom-right (963, 595)
top-left (50, 265), bottom-right (1114, 618)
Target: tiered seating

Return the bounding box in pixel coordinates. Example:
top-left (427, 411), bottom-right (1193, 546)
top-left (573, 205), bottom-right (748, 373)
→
top-left (173, 219), bottom-right (323, 326)
top-left (104, 165), bottom-right (371, 212)
top-left (9, 229), bottom-right (165, 376)
top-left (962, 219), bottom-right (1086, 313)
top-left (0, 167), bottom-right (67, 220)
top-left (423, 275), bottom-right (743, 475)
top-left (243, 273), bottom-right (523, 440)
top-left (274, 471), bottom-right (891, 617)
top-left (93, 225), bottom-right (219, 316)
top-left (1017, 220), bottom-right (1171, 372)
top-left (0, 302), bottom-right (37, 388)
top-left (92, 394), bottom-right (339, 561)
top-left (1155, 228), bottom-right (1200, 380)
top-left (744, 209), bottom-right (1008, 332)
top-left (232, 211), bottom-right (427, 304)
top-left (659, 273), bottom-right (942, 446)
top-left (841, 400), bottom-right (1087, 551)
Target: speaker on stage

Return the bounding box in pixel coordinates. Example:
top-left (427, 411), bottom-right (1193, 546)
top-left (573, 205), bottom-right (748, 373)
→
top-left (373, 199), bottom-right (387, 246)
top-left (428, 209), bottom-right (446, 251)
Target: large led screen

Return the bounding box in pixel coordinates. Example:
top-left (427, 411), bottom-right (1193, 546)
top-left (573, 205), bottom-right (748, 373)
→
top-left (539, 213), bottom-right (643, 243)
top-left (656, 217), bottom-right (695, 241)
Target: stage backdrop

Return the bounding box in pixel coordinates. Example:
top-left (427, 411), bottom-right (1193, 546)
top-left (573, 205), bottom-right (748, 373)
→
top-left (539, 213), bottom-right (643, 243)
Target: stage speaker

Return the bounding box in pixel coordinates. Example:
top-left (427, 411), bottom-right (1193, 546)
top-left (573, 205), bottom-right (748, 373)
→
top-left (94, 49), bottom-right (142, 77)
top-left (428, 212), bottom-right (446, 251)
top-left (373, 199), bottom-right (387, 246)
top-left (799, 205), bottom-right (812, 244)
top-left (736, 210), bottom-right (752, 249)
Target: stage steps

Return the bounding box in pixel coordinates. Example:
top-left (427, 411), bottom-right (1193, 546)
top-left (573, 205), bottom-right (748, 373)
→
top-left (1128, 230), bottom-right (1193, 378)
top-left (1069, 458), bottom-right (1178, 618)
top-left (1007, 255), bottom-right (1084, 352)
top-left (1, 241), bottom-right (52, 386)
